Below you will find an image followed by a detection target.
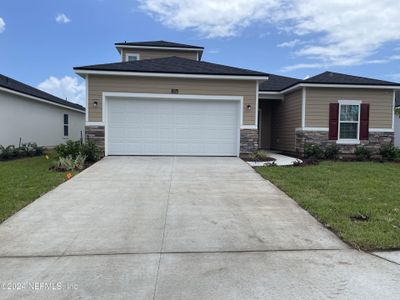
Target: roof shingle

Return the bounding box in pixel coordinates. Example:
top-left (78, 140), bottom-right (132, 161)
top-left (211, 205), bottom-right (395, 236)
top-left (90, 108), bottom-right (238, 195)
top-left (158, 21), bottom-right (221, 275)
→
top-left (0, 74), bottom-right (85, 111)
top-left (304, 71), bottom-right (399, 86)
top-left (74, 56), bottom-right (268, 77)
top-left (259, 74), bottom-right (300, 92)
top-left (259, 71), bottom-right (400, 92)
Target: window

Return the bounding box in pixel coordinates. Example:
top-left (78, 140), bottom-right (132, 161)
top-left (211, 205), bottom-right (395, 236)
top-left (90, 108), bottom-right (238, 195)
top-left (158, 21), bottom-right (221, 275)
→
top-left (64, 114), bottom-right (69, 137)
top-left (126, 53), bottom-right (140, 61)
top-left (338, 101), bottom-right (360, 142)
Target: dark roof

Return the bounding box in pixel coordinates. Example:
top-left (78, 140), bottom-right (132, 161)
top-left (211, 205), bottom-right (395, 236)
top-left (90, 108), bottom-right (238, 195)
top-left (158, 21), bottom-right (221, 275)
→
top-left (259, 71), bottom-right (400, 92)
top-left (304, 71), bottom-right (400, 86)
top-left (0, 74), bottom-right (85, 111)
top-left (259, 74), bottom-right (300, 91)
top-left (396, 91), bottom-right (400, 107)
top-left (114, 40), bottom-right (204, 50)
top-left (74, 56), bottom-right (268, 77)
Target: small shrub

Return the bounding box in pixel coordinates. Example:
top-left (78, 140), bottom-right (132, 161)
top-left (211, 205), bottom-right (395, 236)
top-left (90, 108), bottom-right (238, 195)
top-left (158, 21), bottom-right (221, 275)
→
top-left (0, 145), bottom-right (17, 160)
top-left (55, 140), bottom-right (81, 159)
top-left (31, 143), bottom-right (44, 156)
top-left (324, 144), bottom-right (339, 160)
top-left (81, 139), bottom-right (100, 162)
top-left (17, 143), bottom-right (37, 157)
top-left (57, 156), bottom-right (75, 171)
top-left (254, 150), bottom-right (272, 161)
top-left (354, 146), bottom-right (372, 161)
top-left (0, 142), bottom-right (44, 161)
top-left (292, 159), bottom-right (304, 167)
top-left (74, 154), bottom-right (87, 170)
top-left (55, 140), bottom-right (100, 163)
top-left (51, 154), bottom-right (87, 171)
top-left (244, 150), bottom-right (274, 162)
top-left (304, 144), bottom-right (325, 159)
top-left (380, 144), bottom-right (399, 161)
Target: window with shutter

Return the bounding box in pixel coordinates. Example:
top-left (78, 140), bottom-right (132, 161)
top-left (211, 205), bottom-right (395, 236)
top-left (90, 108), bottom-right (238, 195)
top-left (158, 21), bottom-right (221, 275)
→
top-left (337, 100), bottom-right (362, 144)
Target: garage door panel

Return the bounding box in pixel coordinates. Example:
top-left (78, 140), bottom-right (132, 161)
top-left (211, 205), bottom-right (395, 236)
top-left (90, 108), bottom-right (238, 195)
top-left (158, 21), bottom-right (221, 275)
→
top-left (107, 98), bottom-right (239, 156)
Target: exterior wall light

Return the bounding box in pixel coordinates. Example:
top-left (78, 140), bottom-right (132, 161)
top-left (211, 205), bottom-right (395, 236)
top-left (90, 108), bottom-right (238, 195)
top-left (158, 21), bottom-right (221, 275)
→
top-left (247, 104), bottom-right (252, 111)
top-left (93, 101), bottom-right (98, 108)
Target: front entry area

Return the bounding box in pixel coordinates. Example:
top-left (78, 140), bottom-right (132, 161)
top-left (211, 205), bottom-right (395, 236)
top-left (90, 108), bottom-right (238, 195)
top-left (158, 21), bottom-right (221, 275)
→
top-left (106, 96), bottom-right (240, 156)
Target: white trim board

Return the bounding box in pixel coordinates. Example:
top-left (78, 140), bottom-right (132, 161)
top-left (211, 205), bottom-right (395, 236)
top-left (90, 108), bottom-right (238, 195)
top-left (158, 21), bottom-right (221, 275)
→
top-left (101, 92), bottom-right (249, 157)
top-left (258, 91), bottom-right (284, 99)
top-left (301, 87), bottom-right (306, 128)
top-left (255, 81), bottom-right (259, 128)
top-left (295, 127), bottom-right (393, 132)
top-left (86, 122), bottom-right (105, 126)
top-left (115, 45), bottom-right (204, 52)
top-left (75, 69), bottom-right (268, 81)
top-left (0, 86), bottom-right (85, 113)
top-left (85, 75), bottom-right (89, 122)
top-left (392, 90), bottom-right (396, 131)
top-left (280, 83), bottom-right (400, 94)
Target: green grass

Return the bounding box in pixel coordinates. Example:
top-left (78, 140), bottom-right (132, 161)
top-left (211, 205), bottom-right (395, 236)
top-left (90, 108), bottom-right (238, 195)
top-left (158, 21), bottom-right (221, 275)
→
top-left (0, 156), bottom-right (71, 223)
top-left (256, 161), bottom-right (400, 251)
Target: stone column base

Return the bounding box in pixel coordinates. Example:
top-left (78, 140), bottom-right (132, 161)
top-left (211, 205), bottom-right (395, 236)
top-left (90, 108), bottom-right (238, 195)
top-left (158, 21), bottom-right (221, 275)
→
top-left (85, 125), bottom-right (105, 156)
top-left (240, 129), bottom-right (258, 153)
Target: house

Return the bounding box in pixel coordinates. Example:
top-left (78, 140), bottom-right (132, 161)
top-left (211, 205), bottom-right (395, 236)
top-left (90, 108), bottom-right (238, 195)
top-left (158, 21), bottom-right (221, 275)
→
top-left (74, 40), bottom-right (400, 156)
top-left (395, 91), bottom-right (400, 147)
top-left (0, 74), bottom-right (85, 147)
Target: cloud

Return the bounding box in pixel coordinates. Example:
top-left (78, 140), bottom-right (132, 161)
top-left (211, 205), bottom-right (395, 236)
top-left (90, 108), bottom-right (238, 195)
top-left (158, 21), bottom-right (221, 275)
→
top-left (0, 17), bottom-right (5, 33)
top-left (55, 13), bottom-right (71, 24)
top-left (282, 63), bottom-right (325, 72)
top-left (277, 39), bottom-right (300, 48)
top-left (139, 0), bottom-right (400, 69)
top-left (38, 76), bottom-right (85, 106)
top-left (285, 0), bottom-right (400, 67)
top-left (207, 49), bottom-right (220, 54)
top-left (138, 0), bottom-right (281, 38)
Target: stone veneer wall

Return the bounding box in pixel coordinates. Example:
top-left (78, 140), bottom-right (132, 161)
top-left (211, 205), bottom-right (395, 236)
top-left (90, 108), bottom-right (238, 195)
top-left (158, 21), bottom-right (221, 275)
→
top-left (85, 125), bottom-right (105, 155)
top-left (240, 129), bottom-right (258, 153)
top-left (296, 130), bottom-right (394, 156)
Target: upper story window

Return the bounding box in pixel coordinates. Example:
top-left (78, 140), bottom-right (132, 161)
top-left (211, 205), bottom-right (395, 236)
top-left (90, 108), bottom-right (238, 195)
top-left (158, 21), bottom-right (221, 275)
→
top-left (64, 114), bottom-right (69, 137)
top-left (125, 53), bottom-right (140, 61)
top-left (338, 100), bottom-right (361, 142)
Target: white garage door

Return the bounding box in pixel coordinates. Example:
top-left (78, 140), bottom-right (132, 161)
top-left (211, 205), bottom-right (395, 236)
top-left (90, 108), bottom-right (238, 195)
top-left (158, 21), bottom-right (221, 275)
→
top-left (106, 97), bottom-right (240, 156)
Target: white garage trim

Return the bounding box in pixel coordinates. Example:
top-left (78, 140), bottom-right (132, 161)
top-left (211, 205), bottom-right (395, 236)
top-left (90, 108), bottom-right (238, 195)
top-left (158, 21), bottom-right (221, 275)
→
top-left (102, 92), bottom-right (244, 156)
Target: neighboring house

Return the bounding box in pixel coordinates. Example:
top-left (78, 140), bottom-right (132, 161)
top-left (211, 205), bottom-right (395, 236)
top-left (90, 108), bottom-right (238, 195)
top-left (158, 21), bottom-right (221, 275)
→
top-left (74, 40), bottom-right (400, 156)
top-left (0, 74), bottom-right (85, 147)
top-left (395, 91), bottom-right (400, 147)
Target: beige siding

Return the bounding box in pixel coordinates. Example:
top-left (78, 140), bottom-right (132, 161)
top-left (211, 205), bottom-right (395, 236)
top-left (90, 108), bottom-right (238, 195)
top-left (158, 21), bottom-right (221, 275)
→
top-left (306, 88), bottom-right (393, 128)
top-left (271, 89), bottom-right (302, 152)
top-left (87, 75), bottom-right (257, 125)
top-left (121, 48), bottom-right (199, 61)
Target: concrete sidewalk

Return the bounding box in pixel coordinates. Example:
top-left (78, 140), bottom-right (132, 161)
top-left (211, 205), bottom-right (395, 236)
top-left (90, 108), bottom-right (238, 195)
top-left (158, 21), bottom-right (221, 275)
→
top-left (0, 157), bottom-right (398, 299)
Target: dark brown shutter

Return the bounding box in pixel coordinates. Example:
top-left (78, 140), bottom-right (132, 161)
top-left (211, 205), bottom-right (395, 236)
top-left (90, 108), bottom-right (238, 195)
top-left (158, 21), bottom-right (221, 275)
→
top-left (329, 103), bottom-right (339, 140)
top-left (359, 103), bottom-right (370, 140)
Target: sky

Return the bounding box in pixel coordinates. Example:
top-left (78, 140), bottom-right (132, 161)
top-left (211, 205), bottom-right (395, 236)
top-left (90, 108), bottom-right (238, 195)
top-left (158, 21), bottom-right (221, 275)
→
top-left (1, 0), bottom-right (400, 107)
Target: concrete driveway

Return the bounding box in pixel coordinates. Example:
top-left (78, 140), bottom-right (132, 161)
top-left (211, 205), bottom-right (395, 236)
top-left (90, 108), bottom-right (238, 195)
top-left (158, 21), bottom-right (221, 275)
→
top-left (0, 157), bottom-right (399, 299)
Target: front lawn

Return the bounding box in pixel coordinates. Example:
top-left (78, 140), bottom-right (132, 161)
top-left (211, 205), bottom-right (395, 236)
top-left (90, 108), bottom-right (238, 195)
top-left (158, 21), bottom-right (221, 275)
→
top-left (0, 156), bottom-right (71, 223)
top-left (256, 161), bottom-right (400, 250)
